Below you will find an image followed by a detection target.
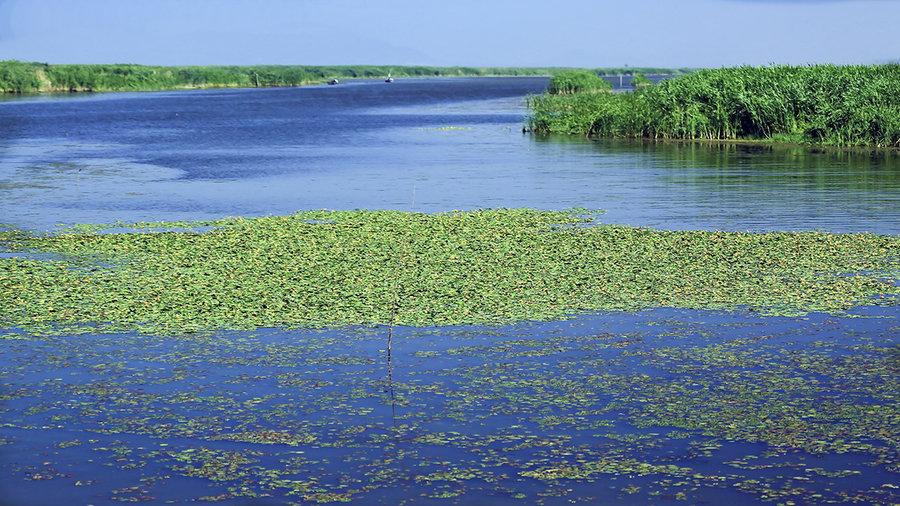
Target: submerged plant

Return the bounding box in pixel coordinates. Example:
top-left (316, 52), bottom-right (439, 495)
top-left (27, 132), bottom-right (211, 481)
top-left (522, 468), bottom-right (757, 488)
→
top-left (1, 309), bottom-right (898, 504)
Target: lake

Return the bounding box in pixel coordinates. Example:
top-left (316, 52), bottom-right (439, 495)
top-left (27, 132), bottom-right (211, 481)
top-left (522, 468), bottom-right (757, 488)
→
top-left (0, 78), bottom-right (898, 505)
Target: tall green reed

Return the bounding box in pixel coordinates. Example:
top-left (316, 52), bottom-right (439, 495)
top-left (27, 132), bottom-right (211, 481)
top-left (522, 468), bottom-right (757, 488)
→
top-left (549, 70), bottom-right (613, 94)
top-left (528, 64), bottom-right (900, 147)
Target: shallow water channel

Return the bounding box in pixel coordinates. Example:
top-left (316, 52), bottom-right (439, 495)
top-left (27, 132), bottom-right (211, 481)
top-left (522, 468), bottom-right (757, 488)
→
top-left (1, 78), bottom-right (898, 504)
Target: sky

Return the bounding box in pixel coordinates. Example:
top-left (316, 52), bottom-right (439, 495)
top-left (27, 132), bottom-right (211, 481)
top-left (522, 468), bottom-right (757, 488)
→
top-left (0, 0), bottom-right (897, 69)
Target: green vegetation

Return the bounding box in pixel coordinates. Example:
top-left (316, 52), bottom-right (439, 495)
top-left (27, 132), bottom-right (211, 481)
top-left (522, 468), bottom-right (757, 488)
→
top-left (0, 60), bottom-right (258, 92)
top-left (528, 64), bottom-right (900, 147)
top-left (0, 60), bottom-right (689, 93)
top-left (1, 209), bottom-right (897, 336)
top-left (549, 69), bottom-right (613, 94)
top-left (630, 72), bottom-right (652, 87)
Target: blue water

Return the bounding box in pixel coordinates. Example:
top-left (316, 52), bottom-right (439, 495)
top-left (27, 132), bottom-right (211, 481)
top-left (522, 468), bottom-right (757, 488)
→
top-left (2, 307), bottom-right (897, 505)
top-left (2, 77), bottom-right (898, 233)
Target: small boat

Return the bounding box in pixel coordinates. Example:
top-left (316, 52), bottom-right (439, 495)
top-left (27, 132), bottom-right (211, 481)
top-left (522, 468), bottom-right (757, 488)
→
top-left (385, 73), bottom-right (393, 83)
top-left (328, 79), bottom-right (339, 85)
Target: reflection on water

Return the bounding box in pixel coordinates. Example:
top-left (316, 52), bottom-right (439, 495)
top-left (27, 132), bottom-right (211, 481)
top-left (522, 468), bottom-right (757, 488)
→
top-left (534, 137), bottom-right (900, 233)
top-left (1, 78), bottom-right (898, 234)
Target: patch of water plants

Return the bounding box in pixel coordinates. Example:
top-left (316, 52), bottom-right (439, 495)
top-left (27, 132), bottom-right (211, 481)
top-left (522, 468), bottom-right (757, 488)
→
top-left (1, 208), bottom-right (897, 337)
top-left (528, 64), bottom-right (900, 147)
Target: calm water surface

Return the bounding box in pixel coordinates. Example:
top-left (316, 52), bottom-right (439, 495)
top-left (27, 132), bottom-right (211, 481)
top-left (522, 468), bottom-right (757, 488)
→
top-left (2, 77), bottom-right (898, 233)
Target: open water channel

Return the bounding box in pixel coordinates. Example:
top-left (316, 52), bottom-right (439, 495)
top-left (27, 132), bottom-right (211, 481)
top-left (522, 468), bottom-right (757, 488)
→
top-left (0, 78), bottom-right (898, 504)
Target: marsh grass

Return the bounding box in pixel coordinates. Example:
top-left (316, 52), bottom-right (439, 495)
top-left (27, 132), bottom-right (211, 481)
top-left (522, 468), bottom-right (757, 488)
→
top-left (529, 64), bottom-right (900, 147)
top-left (1, 209), bottom-right (897, 336)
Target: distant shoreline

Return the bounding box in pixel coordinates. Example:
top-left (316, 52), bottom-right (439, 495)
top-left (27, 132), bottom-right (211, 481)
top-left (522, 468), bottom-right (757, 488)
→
top-left (0, 60), bottom-right (692, 94)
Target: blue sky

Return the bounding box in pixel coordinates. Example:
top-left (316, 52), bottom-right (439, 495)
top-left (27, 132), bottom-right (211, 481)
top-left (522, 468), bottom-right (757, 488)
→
top-left (1, 0), bottom-right (897, 68)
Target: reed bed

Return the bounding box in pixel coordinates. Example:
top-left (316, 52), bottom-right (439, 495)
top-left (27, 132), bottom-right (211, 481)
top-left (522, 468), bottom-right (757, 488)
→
top-left (528, 64), bottom-right (900, 147)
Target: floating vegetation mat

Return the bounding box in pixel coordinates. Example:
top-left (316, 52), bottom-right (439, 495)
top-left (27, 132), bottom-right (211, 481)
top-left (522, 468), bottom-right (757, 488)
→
top-left (0, 309), bottom-right (898, 504)
top-left (0, 209), bottom-right (897, 336)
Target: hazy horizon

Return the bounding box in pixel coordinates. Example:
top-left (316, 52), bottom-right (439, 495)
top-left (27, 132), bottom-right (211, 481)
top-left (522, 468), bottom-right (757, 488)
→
top-left (1, 0), bottom-right (898, 69)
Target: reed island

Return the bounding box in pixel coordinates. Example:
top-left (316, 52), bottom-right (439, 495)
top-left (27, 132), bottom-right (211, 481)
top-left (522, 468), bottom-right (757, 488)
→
top-left (528, 65), bottom-right (900, 148)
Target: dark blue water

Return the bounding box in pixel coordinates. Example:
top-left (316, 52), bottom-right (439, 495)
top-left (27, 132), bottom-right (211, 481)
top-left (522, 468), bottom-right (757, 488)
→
top-left (1, 307), bottom-right (897, 506)
top-left (2, 77), bottom-right (898, 233)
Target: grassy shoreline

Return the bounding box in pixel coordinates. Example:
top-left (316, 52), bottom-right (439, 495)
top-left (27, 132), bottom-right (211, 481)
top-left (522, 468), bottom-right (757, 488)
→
top-left (528, 64), bottom-right (900, 148)
top-left (0, 60), bottom-right (691, 94)
top-left (1, 209), bottom-right (897, 337)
